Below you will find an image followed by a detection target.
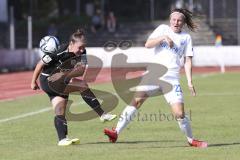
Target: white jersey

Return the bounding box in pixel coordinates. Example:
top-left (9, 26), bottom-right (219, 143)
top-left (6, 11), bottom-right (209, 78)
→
top-left (148, 24), bottom-right (194, 79)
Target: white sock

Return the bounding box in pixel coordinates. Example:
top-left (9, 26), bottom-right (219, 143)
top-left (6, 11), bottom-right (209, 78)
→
top-left (177, 116), bottom-right (193, 143)
top-left (115, 105), bottom-right (137, 134)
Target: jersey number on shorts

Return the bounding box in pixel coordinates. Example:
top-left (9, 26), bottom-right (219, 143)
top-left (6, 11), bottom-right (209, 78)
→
top-left (174, 84), bottom-right (182, 93)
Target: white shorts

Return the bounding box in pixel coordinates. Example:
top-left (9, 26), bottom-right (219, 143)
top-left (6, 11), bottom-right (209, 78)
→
top-left (163, 79), bottom-right (184, 104)
top-left (132, 76), bottom-right (184, 104)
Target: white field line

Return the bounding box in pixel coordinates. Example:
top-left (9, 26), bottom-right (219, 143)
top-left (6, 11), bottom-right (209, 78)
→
top-left (0, 107), bottom-right (52, 123)
top-left (0, 102), bottom-right (83, 124)
top-left (0, 92), bottom-right (120, 124)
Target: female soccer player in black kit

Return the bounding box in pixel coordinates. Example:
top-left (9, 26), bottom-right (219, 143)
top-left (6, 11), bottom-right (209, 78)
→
top-left (31, 30), bottom-right (116, 146)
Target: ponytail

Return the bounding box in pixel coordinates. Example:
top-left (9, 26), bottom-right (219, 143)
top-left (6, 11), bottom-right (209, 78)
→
top-left (69, 28), bottom-right (86, 44)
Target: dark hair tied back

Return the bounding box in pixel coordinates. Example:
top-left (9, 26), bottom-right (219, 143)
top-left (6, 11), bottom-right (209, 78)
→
top-left (69, 28), bottom-right (86, 44)
top-left (76, 29), bottom-right (85, 35)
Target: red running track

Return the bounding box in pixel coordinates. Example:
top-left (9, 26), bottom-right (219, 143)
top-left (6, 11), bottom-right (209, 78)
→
top-left (0, 67), bottom-right (239, 101)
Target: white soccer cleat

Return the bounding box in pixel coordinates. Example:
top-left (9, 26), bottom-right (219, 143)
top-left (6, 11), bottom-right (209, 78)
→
top-left (58, 138), bottom-right (72, 146)
top-left (100, 113), bottom-right (117, 122)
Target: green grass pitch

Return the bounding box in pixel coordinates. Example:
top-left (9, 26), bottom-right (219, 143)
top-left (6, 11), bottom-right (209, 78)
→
top-left (0, 72), bottom-right (240, 160)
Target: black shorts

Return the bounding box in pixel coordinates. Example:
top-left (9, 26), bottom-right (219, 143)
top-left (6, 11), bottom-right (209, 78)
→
top-left (40, 74), bottom-right (69, 101)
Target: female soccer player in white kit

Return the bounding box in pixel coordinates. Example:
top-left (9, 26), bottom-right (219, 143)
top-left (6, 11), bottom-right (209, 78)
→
top-left (104, 8), bottom-right (208, 148)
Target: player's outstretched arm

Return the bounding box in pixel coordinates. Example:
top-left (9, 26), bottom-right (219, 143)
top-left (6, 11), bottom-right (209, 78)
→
top-left (31, 60), bottom-right (44, 90)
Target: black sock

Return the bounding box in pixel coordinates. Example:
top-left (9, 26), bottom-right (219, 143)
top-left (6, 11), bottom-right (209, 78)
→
top-left (54, 115), bottom-right (68, 141)
top-left (80, 89), bottom-right (104, 116)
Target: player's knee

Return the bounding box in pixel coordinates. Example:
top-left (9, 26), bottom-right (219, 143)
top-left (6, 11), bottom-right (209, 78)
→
top-left (80, 82), bottom-right (89, 91)
top-left (55, 110), bottom-right (64, 115)
top-left (54, 106), bottom-right (65, 115)
top-left (174, 112), bottom-right (185, 120)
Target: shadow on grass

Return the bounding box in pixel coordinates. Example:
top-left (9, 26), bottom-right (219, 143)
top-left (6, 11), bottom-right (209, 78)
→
top-left (208, 142), bottom-right (240, 147)
top-left (76, 141), bottom-right (240, 149)
top-left (84, 139), bottom-right (182, 144)
top-left (79, 140), bottom-right (187, 148)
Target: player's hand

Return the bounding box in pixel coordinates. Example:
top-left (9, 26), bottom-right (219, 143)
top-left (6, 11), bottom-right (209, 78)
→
top-left (188, 83), bottom-right (196, 96)
top-left (164, 36), bottom-right (174, 48)
top-left (31, 81), bottom-right (40, 90)
top-left (48, 72), bottom-right (65, 82)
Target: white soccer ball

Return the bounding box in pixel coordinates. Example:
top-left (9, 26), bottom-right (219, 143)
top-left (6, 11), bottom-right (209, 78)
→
top-left (39, 36), bottom-right (60, 54)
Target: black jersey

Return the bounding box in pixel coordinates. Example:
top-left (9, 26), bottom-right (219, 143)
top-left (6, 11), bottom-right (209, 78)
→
top-left (41, 44), bottom-right (87, 75)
